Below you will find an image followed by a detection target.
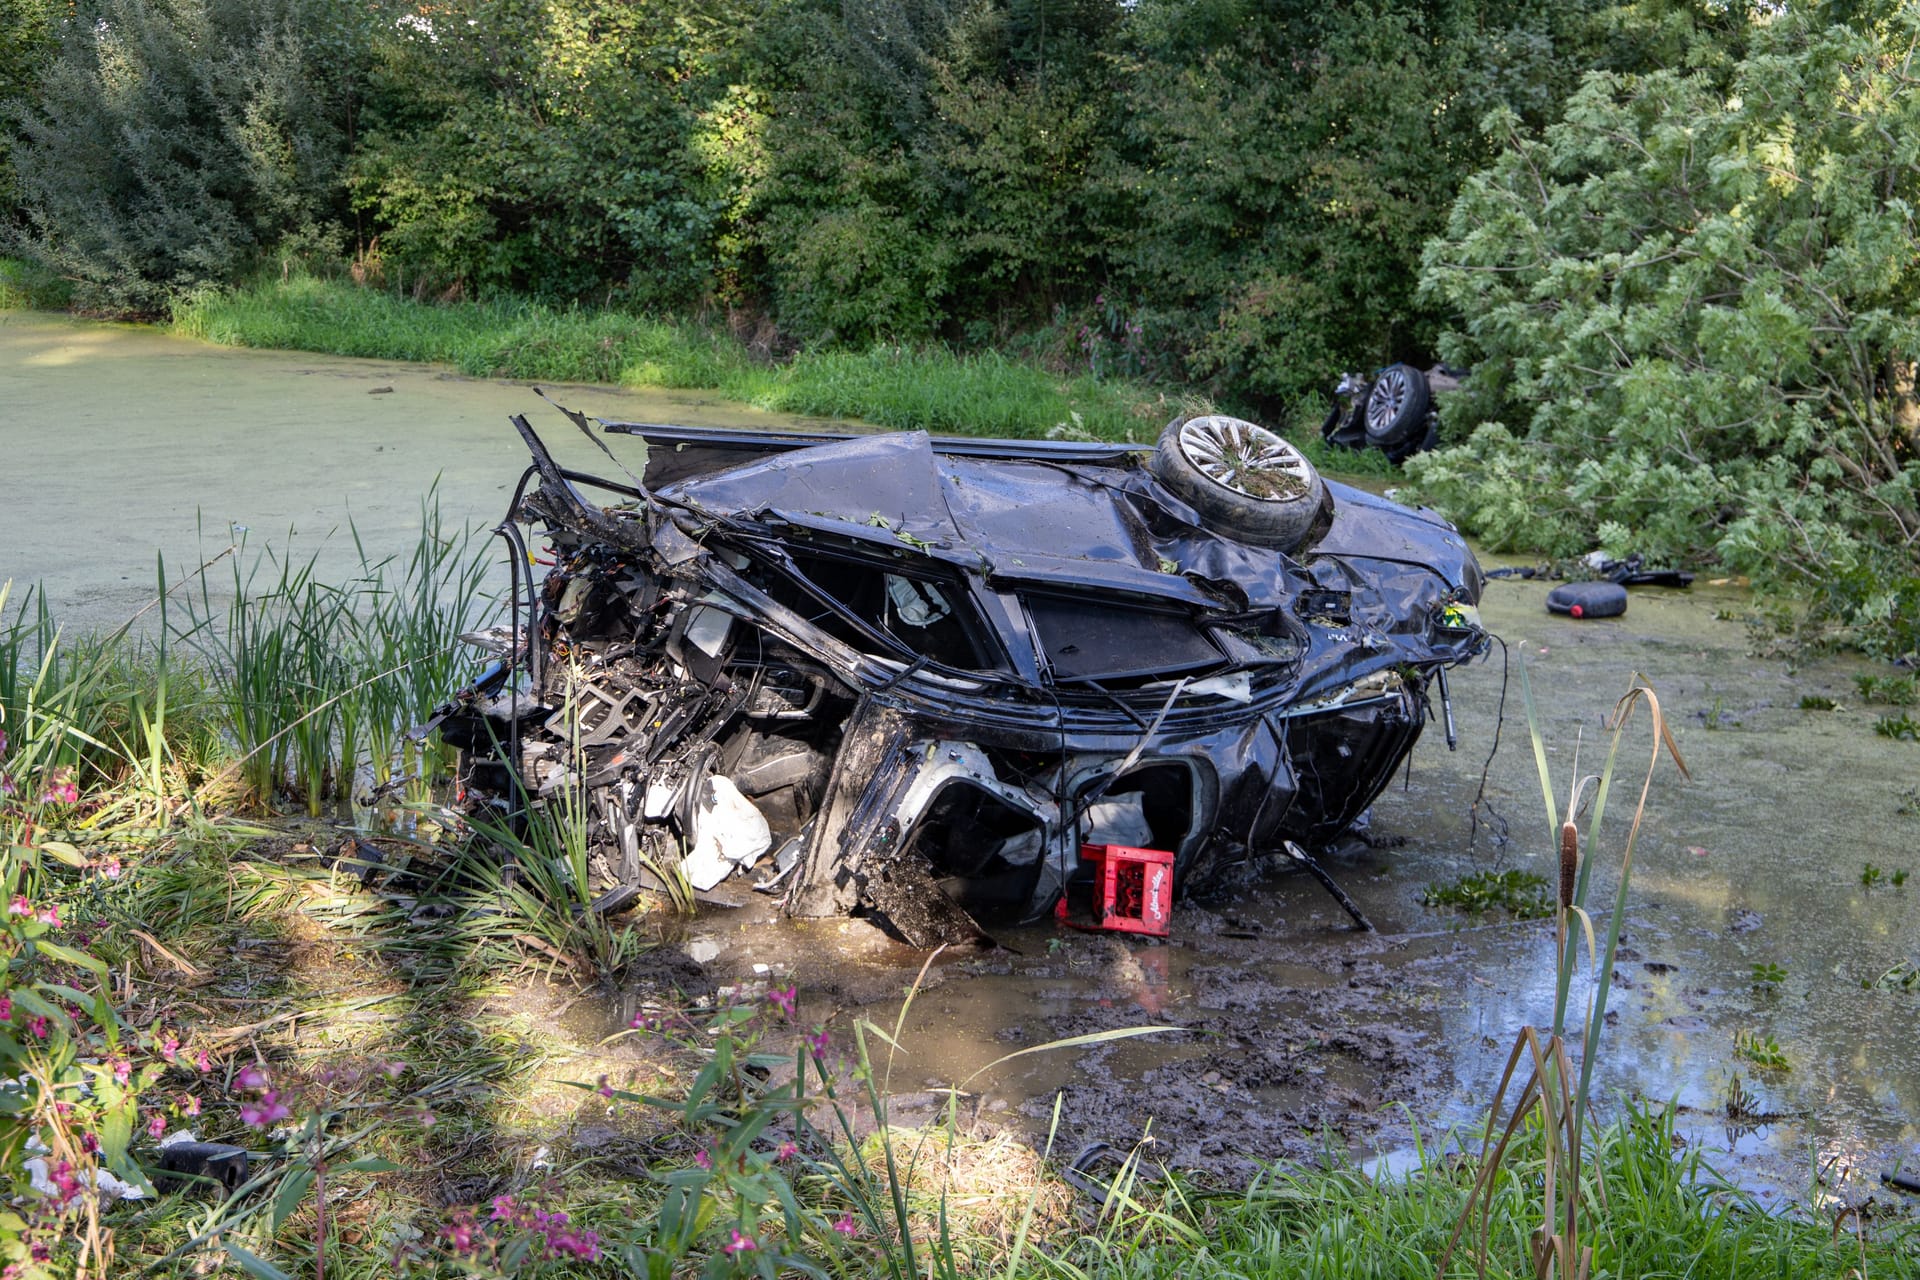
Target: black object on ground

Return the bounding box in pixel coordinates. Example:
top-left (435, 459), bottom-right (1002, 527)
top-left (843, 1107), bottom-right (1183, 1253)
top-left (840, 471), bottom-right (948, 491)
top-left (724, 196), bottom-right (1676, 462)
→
top-left (1883, 1167), bottom-right (1920, 1195)
top-left (1547, 581), bottom-right (1629, 619)
top-left (155, 1141), bottom-right (249, 1194)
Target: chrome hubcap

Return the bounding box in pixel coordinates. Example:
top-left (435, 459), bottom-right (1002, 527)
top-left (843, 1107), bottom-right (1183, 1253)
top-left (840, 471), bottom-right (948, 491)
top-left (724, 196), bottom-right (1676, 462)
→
top-left (1176, 416), bottom-right (1312, 501)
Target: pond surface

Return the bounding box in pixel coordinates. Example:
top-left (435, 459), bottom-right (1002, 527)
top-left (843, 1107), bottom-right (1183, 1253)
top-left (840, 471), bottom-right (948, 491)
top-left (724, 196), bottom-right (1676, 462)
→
top-left (7, 312), bottom-right (1918, 1206)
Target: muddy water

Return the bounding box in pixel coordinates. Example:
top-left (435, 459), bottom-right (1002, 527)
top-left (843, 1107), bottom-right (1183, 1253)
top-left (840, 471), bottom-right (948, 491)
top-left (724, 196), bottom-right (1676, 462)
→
top-left (9, 313), bottom-right (1918, 1201)
top-left (1, 312), bottom-right (835, 632)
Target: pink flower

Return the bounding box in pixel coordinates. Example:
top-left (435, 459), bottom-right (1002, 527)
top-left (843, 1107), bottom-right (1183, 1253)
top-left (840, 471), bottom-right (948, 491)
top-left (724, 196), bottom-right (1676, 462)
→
top-left (34, 905), bottom-right (58, 928)
top-left (766, 985), bottom-right (797, 1018)
top-left (694, 1150), bottom-right (712, 1171)
top-left (98, 857), bottom-right (122, 879)
top-left (629, 1011), bottom-right (659, 1031)
top-left (378, 1060), bottom-right (406, 1078)
top-left (832, 1212), bottom-right (857, 1237)
top-left (178, 1094), bottom-right (201, 1117)
top-left (490, 1194), bottom-right (519, 1222)
top-left (775, 1141), bottom-right (797, 1161)
top-left (40, 769), bottom-right (78, 806)
top-left (234, 1063), bottom-right (269, 1091)
top-left (147, 1112), bottom-right (166, 1140)
top-left (547, 1227), bottom-right (600, 1260)
top-left (80, 1132), bottom-right (100, 1156)
top-left (805, 1028), bottom-right (831, 1060)
top-left (27, 1016), bottom-right (47, 1040)
top-left (160, 1036), bottom-right (179, 1063)
top-left (112, 1058), bottom-right (131, 1085)
top-left (723, 1228), bottom-right (756, 1255)
top-left (0, 995), bottom-right (11, 1021)
top-left (195, 1049), bottom-right (212, 1073)
top-left (8, 896), bottom-right (28, 917)
top-left (441, 1214), bottom-right (478, 1255)
top-left (239, 1091), bottom-right (293, 1127)
top-left (46, 1161), bottom-right (80, 1205)
top-left (596, 1074), bottom-right (613, 1099)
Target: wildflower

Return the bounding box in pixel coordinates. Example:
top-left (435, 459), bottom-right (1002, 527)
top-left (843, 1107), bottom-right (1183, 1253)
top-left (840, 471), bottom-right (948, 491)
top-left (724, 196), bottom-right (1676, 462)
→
top-left (40, 769), bottom-right (77, 806)
top-left (490, 1194), bottom-right (518, 1222)
top-left (805, 1027), bottom-right (830, 1060)
top-left (195, 1049), bottom-right (212, 1072)
top-left (98, 856), bottom-right (122, 879)
top-left (596, 1074), bottom-right (613, 1099)
top-left (160, 1036), bottom-right (179, 1063)
top-left (34, 905), bottom-right (58, 928)
top-left (178, 1094), bottom-right (201, 1117)
top-left (441, 1213), bottom-right (478, 1256)
top-left (147, 1112), bottom-right (166, 1140)
top-left (378, 1060), bottom-right (406, 1078)
top-left (80, 1132), bottom-right (100, 1156)
top-left (723, 1228), bottom-right (756, 1255)
top-left (8, 895), bottom-right (28, 917)
top-left (28, 1016), bottom-right (47, 1040)
top-left (832, 1212), bottom-right (857, 1237)
top-left (629, 1010), bottom-right (659, 1031)
top-left (239, 1090), bottom-right (293, 1127)
top-left (46, 1162), bottom-right (80, 1205)
top-left (234, 1063), bottom-right (269, 1091)
top-left (0, 995), bottom-right (11, 1021)
top-left (112, 1058), bottom-right (131, 1085)
top-left (547, 1227), bottom-right (601, 1261)
top-left (766, 985), bottom-right (796, 1019)
top-left (775, 1141), bottom-right (797, 1161)
top-left (694, 1150), bottom-right (712, 1171)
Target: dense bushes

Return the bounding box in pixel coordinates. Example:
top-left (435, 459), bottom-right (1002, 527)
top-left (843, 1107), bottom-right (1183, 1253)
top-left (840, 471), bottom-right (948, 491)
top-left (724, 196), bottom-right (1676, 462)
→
top-left (5, 0), bottom-right (368, 314)
top-left (1409, 7), bottom-right (1920, 653)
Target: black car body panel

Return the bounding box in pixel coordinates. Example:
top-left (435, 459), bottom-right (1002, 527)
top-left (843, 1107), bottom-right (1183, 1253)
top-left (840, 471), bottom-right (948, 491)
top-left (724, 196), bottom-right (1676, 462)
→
top-left (434, 413), bottom-right (1489, 945)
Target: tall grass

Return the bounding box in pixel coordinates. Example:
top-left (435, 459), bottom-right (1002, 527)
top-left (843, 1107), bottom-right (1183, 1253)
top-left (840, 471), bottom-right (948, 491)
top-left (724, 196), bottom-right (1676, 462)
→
top-left (171, 273), bottom-right (1163, 441)
top-left (170, 506), bottom-right (497, 815)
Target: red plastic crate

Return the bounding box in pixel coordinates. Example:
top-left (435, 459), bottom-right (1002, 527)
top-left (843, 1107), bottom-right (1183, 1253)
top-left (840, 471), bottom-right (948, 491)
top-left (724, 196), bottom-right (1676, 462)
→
top-left (1076, 843), bottom-right (1174, 936)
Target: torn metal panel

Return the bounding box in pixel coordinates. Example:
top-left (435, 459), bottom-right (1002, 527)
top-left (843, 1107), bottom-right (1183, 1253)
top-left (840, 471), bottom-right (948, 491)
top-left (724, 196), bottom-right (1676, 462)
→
top-left (433, 407), bottom-right (1491, 945)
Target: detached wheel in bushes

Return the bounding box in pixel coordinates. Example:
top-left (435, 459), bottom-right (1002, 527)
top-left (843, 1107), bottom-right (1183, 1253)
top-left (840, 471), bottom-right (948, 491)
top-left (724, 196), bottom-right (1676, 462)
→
top-left (1148, 415), bottom-right (1326, 549)
top-left (1364, 363), bottom-right (1430, 452)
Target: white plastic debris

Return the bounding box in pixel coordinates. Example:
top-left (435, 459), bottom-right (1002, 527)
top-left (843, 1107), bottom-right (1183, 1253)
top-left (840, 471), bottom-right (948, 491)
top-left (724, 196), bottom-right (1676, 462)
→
top-left (680, 775), bottom-right (773, 890)
top-left (156, 1130), bottom-right (199, 1149)
top-left (1085, 793), bottom-right (1154, 849)
top-left (885, 575), bottom-right (952, 628)
top-left (25, 1156), bottom-right (148, 1203)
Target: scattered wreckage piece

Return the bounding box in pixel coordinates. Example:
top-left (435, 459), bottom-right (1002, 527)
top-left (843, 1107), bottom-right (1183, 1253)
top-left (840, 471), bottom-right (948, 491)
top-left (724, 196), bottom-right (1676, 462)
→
top-left (429, 407), bottom-right (1489, 946)
top-left (1321, 363), bottom-right (1463, 464)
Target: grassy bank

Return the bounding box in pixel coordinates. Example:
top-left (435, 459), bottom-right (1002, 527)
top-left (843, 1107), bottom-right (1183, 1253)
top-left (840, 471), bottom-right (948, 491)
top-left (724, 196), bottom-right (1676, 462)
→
top-left (170, 274), bottom-right (1173, 444)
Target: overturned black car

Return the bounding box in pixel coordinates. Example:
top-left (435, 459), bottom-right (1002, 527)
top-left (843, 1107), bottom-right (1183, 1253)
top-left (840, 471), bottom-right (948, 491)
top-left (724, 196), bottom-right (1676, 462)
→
top-left (432, 409), bottom-right (1488, 944)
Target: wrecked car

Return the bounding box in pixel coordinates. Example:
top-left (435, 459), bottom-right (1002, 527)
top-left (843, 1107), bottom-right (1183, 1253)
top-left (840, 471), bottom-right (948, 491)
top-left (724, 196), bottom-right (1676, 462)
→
top-left (430, 408), bottom-right (1488, 945)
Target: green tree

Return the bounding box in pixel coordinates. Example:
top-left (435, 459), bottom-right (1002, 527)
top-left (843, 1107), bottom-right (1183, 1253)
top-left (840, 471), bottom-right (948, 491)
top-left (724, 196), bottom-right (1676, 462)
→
top-left (1411, 5), bottom-right (1920, 653)
top-left (7, 0), bottom-right (368, 314)
top-left (0, 0), bottom-right (63, 222)
top-left (350, 0), bottom-right (750, 306)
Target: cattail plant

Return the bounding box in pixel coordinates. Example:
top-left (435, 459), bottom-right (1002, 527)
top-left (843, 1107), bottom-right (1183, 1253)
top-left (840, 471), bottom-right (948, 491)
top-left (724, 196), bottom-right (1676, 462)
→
top-left (1441, 670), bottom-right (1688, 1280)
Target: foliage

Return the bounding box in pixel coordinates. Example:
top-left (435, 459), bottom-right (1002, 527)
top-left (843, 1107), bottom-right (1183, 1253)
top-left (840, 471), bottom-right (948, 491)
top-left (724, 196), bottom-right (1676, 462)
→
top-left (173, 272), bottom-right (1166, 440)
top-left (0, 0), bottom-right (62, 221)
top-left (6, 0), bottom-right (369, 314)
top-left (1411, 7), bottom-right (1920, 655)
top-left (1419, 868), bottom-right (1552, 918)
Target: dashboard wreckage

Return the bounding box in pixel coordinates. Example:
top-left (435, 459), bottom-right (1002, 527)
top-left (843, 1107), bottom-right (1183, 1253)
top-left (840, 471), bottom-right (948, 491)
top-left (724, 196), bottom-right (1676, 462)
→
top-left (429, 405), bottom-right (1489, 945)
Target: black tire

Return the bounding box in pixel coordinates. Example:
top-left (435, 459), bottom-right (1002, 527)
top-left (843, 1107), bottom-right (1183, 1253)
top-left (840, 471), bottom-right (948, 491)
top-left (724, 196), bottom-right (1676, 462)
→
top-left (1147, 415), bottom-right (1326, 550)
top-left (1364, 364), bottom-right (1430, 451)
top-left (1545, 581), bottom-right (1628, 619)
